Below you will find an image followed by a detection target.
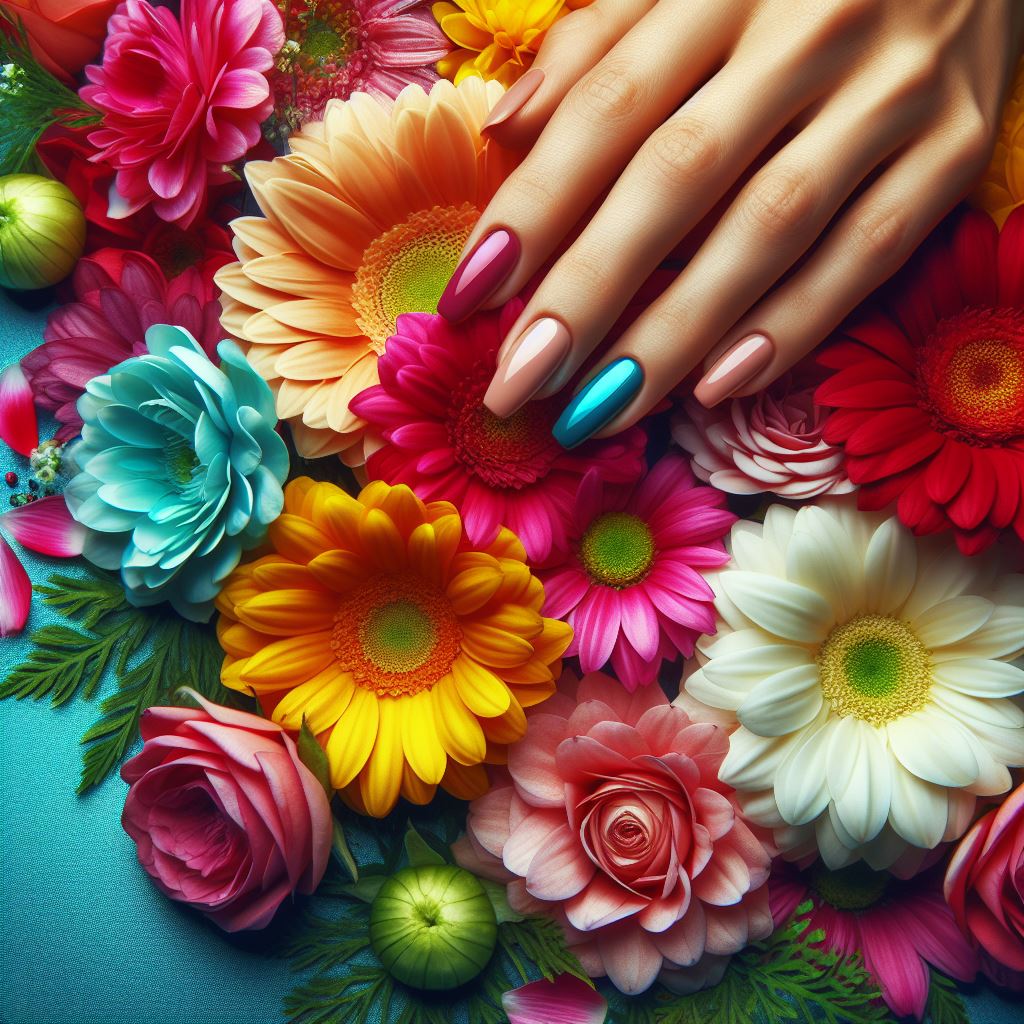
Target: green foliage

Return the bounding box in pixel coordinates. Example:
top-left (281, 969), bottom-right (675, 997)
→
top-left (0, 12), bottom-right (101, 175)
top-left (924, 970), bottom-right (969, 1024)
top-left (0, 568), bottom-right (237, 792)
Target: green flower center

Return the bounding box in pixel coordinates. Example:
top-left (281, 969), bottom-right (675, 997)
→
top-left (165, 437), bottom-right (199, 486)
top-left (360, 599), bottom-right (437, 675)
top-left (818, 614), bottom-right (932, 727)
top-left (810, 862), bottom-right (889, 912)
top-left (580, 512), bottom-right (655, 588)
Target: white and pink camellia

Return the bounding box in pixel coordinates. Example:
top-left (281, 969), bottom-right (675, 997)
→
top-left (672, 371), bottom-right (854, 499)
top-left (453, 671), bottom-right (774, 995)
top-left (121, 691), bottom-right (332, 932)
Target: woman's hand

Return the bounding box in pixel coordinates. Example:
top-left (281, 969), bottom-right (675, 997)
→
top-left (436, 0), bottom-right (1024, 447)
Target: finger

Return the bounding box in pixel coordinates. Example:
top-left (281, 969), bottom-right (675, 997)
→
top-left (437, 0), bottom-right (737, 323)
top-left (480, 0), bottom-right (659, 150)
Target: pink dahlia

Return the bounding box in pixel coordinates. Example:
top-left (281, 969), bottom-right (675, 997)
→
top-left (81, 0), bottom-right (284, 227)
top-left (21, 250), bottom-right (221, 439)
top-left (538, 454), bottom-right (734, 690)
top-left (272, 1), bottom-right (448, 130)
top-left (771, 860), bottom-right (978, 1019)
top-left (673, 370), bottom-right (854, 499)
top-left (454, 671), bottom-right (773, 994)
top-left (349, 308), bottom-right (646, 562)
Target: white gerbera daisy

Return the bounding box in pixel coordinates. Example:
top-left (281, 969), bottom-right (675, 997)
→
top-left (684, 501), bottom-right (1024, 871)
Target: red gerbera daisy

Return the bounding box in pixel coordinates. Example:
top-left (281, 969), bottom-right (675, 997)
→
top-left (815, 207), bottom-right (1024, 555)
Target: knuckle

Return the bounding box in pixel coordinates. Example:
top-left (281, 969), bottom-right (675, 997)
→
top-left (555, 245), bottom-right (611, 288)
top-left (741, 167), bottom-right (821, 237)
top-left (954, 106), bottom-right (996, 171)
top-left (573, 60), bottom-right (644, 122)
top-left (506, 164), bottom-right (562, 211)
top-left (848, 204), bottom-right (911, 264)
top-left (642, 117), bottom-right (723, 190)
top-left (546, 5), bottom-right (598, 42)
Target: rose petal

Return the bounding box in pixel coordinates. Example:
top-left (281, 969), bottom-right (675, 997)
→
top-left (502, 974), bottom-right (608, 1024)
top-left (0, 363), bottom-right (39, 456)
top-left (0, 532), bottom-right (31, 636)
top-left (2, 495), bottom-right (86, 557)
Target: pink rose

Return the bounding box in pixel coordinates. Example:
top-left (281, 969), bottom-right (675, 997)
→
top-left (454, 672), bottom-right (773, 995)
top-left (944, 785), bottom-right (1024, 987)
top-left (121, 692), bottom-right (332, 932)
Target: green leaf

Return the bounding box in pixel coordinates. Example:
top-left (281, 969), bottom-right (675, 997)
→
top-left (404, 822), bottom-right (448, 867)
top-left (499, 918), bottom-right (591, 987)
top-left (331, 816), bottom-right (359, 884)
top-left (298, 716), bottom-right (332, 799)
top-left (337, 872), bottom-right (386, 905)
top-left (478, 877), bottom-right (524, 925)
top-left (924, 971), bottom-right (969, 1024)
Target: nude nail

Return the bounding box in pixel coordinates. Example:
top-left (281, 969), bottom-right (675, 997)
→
top-left (693, 334), bottom-right (774, 408)
top-left (482, 68), bottom-right (545, 133)
top-left (484, 318), bottom-right (571, 418)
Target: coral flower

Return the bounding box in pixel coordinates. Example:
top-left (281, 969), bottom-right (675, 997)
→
top-left (81, 0), bottom-right (284, 227)
top-left (973, 56), bottom-right (1023, 227)
top-left (771, 860), bottom-right (978, 1019)
top-left (815, 208), bottom-right (1024, 555)
top-left (215, 478), bottom-right (571, 817)
top-left (216, 78), bottom-right (518, 463)
top-left (453, 671), bottom-right (773, 995)
top-left (21, 250), bottom-right (222, 441)
top-left (433, 0), bottom-right (592, 86)
top-left (349, 307), bottom-right (646, 562)
top-left (538, 455), bottom-right (734, 690)
top-left (272, 0), bottom-right (448, 131)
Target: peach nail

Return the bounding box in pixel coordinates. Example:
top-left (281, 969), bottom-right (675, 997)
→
top-left (693, 334), bottom-right (774, 408)
top-left (481, 68), bottom-right (545, 133)
top-left (484, 318), bottom-right (571, 418)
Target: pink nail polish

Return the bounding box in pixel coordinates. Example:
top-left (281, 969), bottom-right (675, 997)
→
top-left (437, 229), bottom-right (521, 323)
top-left (481, 68), bottom-right (545, 133)
top-left (484, 318), bottom-right (571, 418)
top-left (693, 334), bottom-right (774, 408)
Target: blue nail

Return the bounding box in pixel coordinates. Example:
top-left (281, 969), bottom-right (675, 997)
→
top-left (552, 358), bottom-right (643, 449)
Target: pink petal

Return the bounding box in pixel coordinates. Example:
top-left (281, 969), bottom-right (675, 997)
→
top-left (0, 533), bottom-right (31, 636)
top-left (2, 496), bottom-right (86, 557)
top-left (502, 974), bottom-right (608, 1024)
top-left (0, 364), bottom-right (39, 456)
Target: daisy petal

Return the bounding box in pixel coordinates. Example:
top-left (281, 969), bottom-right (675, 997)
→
top-left (931, 658), bottom-right (1024, 699)
top-left (0, 532), bottom-right (31, 636)
top-left (719, 571), bottom-right (835, 643)
top-left (502, 975), bottom-right (608, 1024)
top-left (1, 495), bottom-right (86, 557)
top-left (886, 711), bottom-right (979, 787)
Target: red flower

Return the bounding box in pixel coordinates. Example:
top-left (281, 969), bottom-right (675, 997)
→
top-left (816, 207), bottom-right (1024, 555)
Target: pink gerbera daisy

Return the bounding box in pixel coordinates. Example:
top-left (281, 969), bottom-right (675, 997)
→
top-left (539, 454), bottom-right (735, 690)
top-left (771, 860), bottom-right (978, 1020)
top-left (349, 307), bottom-right (646, 561)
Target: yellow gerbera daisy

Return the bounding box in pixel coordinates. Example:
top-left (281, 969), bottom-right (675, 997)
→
top-left (973, 55), bottom-right (1024, 227)
top-left (433, 0), bottom-right (593, 87)
top-left (214, 78), bottom-right (518, 464)
top-left (215, 478), bottom-right (571, 817)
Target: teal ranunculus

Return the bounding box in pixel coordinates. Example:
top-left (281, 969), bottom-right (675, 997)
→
top-left (65, 324), bottom-right (289, 622)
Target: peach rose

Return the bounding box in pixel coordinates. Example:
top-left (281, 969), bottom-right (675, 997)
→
top-left (0, 1), bottom-right (117, 82)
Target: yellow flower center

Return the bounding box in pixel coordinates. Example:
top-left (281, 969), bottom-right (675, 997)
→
top-left (352, 203), bottom-right (479, 352)
top-left (330, 574), bottom-right (462, 697)
top-left (580, 512), bottom-right (655, 588)
top-left (810, 862), bottom-right (889, 912)
top-left (817, 614), bottom-right (932, 727)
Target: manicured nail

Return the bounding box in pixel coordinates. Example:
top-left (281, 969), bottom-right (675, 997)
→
top-left (482, 68), bottom-right (545, 133)
top-left (437, 228), bottom-right (520, 323)
top-left (693, 333), bottom-right (774, 408)
top-left (552, 358), bottom-right (643, 449)
top-left (484, 318), bottom-right (571, 418)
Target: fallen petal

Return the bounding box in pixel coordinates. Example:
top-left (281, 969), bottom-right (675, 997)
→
top-left (0, 532), bottom-right (31, 636)
top-left (502, 974), bottom-right (607, 1024)
top-left (0, 363), bottom-right (39, 456)
top-left (2, 495), bottom-right (86, 557)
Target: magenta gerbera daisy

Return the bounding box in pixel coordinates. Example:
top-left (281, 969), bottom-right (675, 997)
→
top-left (349, 307), bottom-right (646, 561)
top-left (539, 454), bottom-right (735, 690)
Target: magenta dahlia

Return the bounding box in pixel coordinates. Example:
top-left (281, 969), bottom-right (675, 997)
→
top-left (539, 454), bottom-right (735, 690)
top-left (21, 250), bottom-right (222, 440)
top-left (349, 308), bottom-right (646, 561)
top-left (81, 0), bottom-right (284, 227)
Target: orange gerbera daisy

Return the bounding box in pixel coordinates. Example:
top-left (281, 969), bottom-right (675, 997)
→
top-left (215, 478), bottom-right (571, 817)
top-left (973, 55), bottom-right (1024, 227)
top-left (214, 78), bottom-right (518, 463)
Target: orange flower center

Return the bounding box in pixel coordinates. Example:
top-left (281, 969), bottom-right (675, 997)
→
top-left (330, 574), bottom-right (462, 697)
top-left (917, 309), bottom-right (1024, 443)
top-left (353, 203), bottom-right (479, 352)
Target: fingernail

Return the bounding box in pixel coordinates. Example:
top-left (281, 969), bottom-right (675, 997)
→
top-left (482, 68), bottom-right (545, 133)
top-left (693, 333), bottom-right (773, 408)
top-left (484, 317), bottom-right (571, 418)
top-left (437, 228), bottom-right (520, 323)
top-left (552, 358), bottom-right (643, 449)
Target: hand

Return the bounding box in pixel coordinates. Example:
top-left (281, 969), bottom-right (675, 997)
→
top-left (436, 0), bottom-right (1024, 448)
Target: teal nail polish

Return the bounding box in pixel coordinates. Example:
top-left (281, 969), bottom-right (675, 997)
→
top-left (552, 358), bottom-right (643, 449)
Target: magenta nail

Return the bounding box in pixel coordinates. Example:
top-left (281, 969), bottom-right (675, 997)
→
top-left (437, 229), bottom-right (520, 323)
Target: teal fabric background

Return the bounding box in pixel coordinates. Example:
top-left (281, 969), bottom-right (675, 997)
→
top-left (1, 287), bottom-right (1021, 1023)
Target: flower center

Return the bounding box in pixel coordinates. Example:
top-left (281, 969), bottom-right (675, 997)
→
top-left (917, 309), bottom-right (1024, 443)
top-left (330, 574), bottom-right (462, 697)
top-left (810, 862), bottom-right (889, 912)
top-left (165, 436), bottom-right (199, 486)
top-left (817, 614), bottom-right (932, 727)
top-left (149, 226), bottom-right (205, 278)
top-left (353, 204), bottom-right (480, 352)
top-left (580, 513), bottom-right (655, 588)
top-left (285, 1), bottom-right (357, 64)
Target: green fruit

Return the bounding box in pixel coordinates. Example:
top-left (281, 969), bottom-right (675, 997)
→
top-left (369, 865), bottom-right (498, 990)
top-left (0, 174), bottom-right (86, 291)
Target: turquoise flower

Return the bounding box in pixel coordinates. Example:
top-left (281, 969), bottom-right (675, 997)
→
top-left (65, 324), bottom-right (289, 621)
